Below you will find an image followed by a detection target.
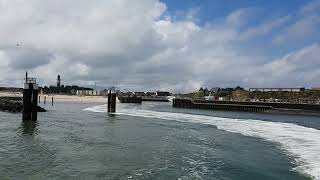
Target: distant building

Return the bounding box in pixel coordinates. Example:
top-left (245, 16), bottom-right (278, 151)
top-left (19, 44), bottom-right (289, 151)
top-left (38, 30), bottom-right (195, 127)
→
top-left (156, 91), bottom-right (171, 96)
top-left (205, 96), bottom-right (217, 100)
top-left (249, 88), bottom-right (305, 92)
top-left (210, 87), bottom-right (221, 93)
top-left (76, 90), bottom-right (99, 96)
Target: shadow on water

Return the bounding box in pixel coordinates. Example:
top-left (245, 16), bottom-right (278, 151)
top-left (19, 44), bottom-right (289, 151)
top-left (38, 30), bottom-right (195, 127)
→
top-left (19, 121), bottom-right (39, 136)
top-left (105, 113), bottom-right (117, 123)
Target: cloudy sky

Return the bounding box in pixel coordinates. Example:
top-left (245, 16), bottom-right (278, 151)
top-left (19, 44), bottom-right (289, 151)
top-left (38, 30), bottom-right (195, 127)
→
top-left (0, 0), bottom-right (319, 92)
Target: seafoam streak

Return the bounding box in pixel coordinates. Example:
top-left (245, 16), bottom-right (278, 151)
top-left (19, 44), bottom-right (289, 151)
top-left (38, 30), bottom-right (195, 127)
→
top-left (85, 105), bottom-right (320, 179)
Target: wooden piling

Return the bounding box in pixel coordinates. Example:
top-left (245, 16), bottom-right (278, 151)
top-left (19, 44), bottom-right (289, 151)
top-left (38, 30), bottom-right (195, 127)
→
top-left (31, 87), bottom-right (38, 121)
top-left (107, 90), bottom-right (116, 113)
top-left (22, 84), bottom-right (32, 120)
top-left (22, 73), bottom-right (39, 121)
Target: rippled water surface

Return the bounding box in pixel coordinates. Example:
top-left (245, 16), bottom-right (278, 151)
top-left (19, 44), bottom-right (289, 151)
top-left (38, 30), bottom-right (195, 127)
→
top-left (1, 101), bottom-right (319, 179)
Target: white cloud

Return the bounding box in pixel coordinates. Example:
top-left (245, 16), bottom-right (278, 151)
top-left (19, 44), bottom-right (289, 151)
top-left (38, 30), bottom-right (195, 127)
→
top-left (0, 0), bottom-right (319, 92)
top-left (273, 0), bottom-right (320, 44)
top-left (273, 15), bottom-right (320, 44)
top-left (247, 43), bottom-right (320, 87)
top-left (240, 15), bottom-right (290, 40)
top-left (299, 0), bottom-right (320, 15)
top-left (226, 7), bottom-right (256, 28)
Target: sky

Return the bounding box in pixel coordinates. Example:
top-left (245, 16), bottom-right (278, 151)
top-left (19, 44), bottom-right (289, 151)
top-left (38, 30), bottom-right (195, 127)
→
top-left (0, 0), bottom-right (319, 93)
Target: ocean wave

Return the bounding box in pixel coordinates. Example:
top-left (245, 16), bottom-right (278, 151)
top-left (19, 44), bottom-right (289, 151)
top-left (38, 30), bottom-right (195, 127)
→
top-left (85, 105), bottom-right (320, 179)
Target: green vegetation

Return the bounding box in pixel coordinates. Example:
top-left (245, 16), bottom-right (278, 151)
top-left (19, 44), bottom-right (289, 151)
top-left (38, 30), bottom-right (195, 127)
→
top-left (248, 90), bottom-right (320, 103)
top-left (178, 86), bottom-right (242, 100)
top-left (178, 86), bottom-right (320, 104)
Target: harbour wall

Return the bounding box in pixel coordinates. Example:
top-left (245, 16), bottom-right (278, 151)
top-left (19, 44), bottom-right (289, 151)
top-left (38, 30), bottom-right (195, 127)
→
top-left (118, 96), bottom-right (142, 103)
top-left (192, 100), bottom-right (320, 111)
top-left (173, 99), bottom-right (273, 112)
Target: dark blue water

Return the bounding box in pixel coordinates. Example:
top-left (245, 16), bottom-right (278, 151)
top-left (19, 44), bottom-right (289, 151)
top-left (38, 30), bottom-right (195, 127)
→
top-left (0, 101), bottom-right (319, 179)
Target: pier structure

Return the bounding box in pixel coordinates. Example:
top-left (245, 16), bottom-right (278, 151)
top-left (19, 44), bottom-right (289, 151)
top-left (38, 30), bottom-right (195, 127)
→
top-left (193, 99), bottom-right (320, 111)
top-left (22, 72), bottom-right (39, 121)
top-left (173, 98), bottom-right (320, 113)
top-left (118, 96), bottom-right (142, 103)
top-left (173, 99), bottom-right (272, 112)
top-left (107, 88), bottom-right (116, 113)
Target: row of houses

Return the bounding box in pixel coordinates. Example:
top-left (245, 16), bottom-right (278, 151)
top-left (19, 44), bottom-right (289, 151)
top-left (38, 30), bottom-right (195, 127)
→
top-left (132, 91), bottom-right (171, 97)
top-left (76, 90), bottom-right (171, 97)
top-left (208, 87), bottom-right (320, 93)
top-left (76, 90), bottom-right (101, 96)
top-left (249, 88), bottom-right (306, 92)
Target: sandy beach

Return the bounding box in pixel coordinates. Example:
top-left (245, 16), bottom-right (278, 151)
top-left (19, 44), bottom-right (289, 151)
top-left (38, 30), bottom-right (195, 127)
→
top-left (49, 94), bottom-right (108, 104)
top-left (0, 92), bottom-right (109, 104)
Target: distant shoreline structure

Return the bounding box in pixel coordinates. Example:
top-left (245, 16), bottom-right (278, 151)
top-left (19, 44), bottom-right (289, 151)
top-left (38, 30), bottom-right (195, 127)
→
top-left (173, 98), bottom-right (320, 117)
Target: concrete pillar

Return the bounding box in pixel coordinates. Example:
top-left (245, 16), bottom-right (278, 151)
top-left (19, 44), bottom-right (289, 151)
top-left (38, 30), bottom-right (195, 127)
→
top-left (108, 90), bottom-right (116, 113)
top-left (31, 86), bottom-right (39, 121)
top-left (22, 82), bottom-right (38, 121)
top-left (22, 83), bottom-right (32, 121)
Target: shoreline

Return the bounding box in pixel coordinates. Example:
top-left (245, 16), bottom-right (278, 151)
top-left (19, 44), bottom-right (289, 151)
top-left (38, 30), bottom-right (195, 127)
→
top-left (173, 98), bottom-right (320, 117)
top-left (2, 91), bottom-right (320, 117)
top-left (0, 92), bottom-right (108, 104)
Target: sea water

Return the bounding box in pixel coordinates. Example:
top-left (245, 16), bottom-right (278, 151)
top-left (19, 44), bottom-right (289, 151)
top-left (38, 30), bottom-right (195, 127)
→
top-left (1, 101), bottom-right (319, 179)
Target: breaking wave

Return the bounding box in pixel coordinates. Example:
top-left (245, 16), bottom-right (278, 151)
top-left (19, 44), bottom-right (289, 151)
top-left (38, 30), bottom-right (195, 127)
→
top-left (85, 105), bottom-right (320, 179)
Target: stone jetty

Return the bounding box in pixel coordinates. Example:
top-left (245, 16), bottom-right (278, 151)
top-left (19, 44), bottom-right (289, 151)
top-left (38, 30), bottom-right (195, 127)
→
top-left (0, 97), bottom-right (46, 113)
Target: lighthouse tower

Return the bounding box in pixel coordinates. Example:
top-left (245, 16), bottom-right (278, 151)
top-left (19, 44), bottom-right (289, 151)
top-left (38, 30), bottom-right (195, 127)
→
top-left (57, 75), bottom-right (61, 88)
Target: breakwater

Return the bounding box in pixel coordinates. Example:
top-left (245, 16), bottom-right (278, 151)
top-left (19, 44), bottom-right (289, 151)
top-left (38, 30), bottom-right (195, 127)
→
top-left (193, 100), bottom-right (320, 111)
top-left (118, 96), bottom-right (142, 103)
top-left (173, 99), bottom-right (320, 114)
top-left (173, 99), bottom-right (272, 112)
top-left (0, 97), bottom-right (46, 113)
top-left (141, 96), bottom-right (169, 102)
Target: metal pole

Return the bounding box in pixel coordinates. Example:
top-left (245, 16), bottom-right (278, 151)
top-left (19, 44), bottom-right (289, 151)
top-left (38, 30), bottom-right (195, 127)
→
top-left (25, 72), bottom-right (28, 83)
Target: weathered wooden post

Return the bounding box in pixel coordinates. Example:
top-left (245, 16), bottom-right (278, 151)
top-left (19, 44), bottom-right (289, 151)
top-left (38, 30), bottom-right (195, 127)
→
top-left (44, 96), bottom-right (46, 104)
top-left (52, 97), bottom-right (54, 106)
top-left (22, 72), bottom-right (39, 121)
top-left (107, 89), bottom-right (116, 113)
top-left (31, 85), bottom-right (39, 121)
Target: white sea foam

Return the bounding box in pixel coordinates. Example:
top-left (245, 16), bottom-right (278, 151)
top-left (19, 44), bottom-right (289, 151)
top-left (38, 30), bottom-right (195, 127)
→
top-left (85, 105), bottom-right (320, 179)
top-left (84, 104), bottom-right (108, 113)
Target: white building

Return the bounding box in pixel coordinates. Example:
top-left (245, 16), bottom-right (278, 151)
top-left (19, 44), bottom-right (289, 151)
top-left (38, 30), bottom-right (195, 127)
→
top-left (76, 90), bottom-right (100, 96)
top-left (249, 88), bottom-right (305, 92)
